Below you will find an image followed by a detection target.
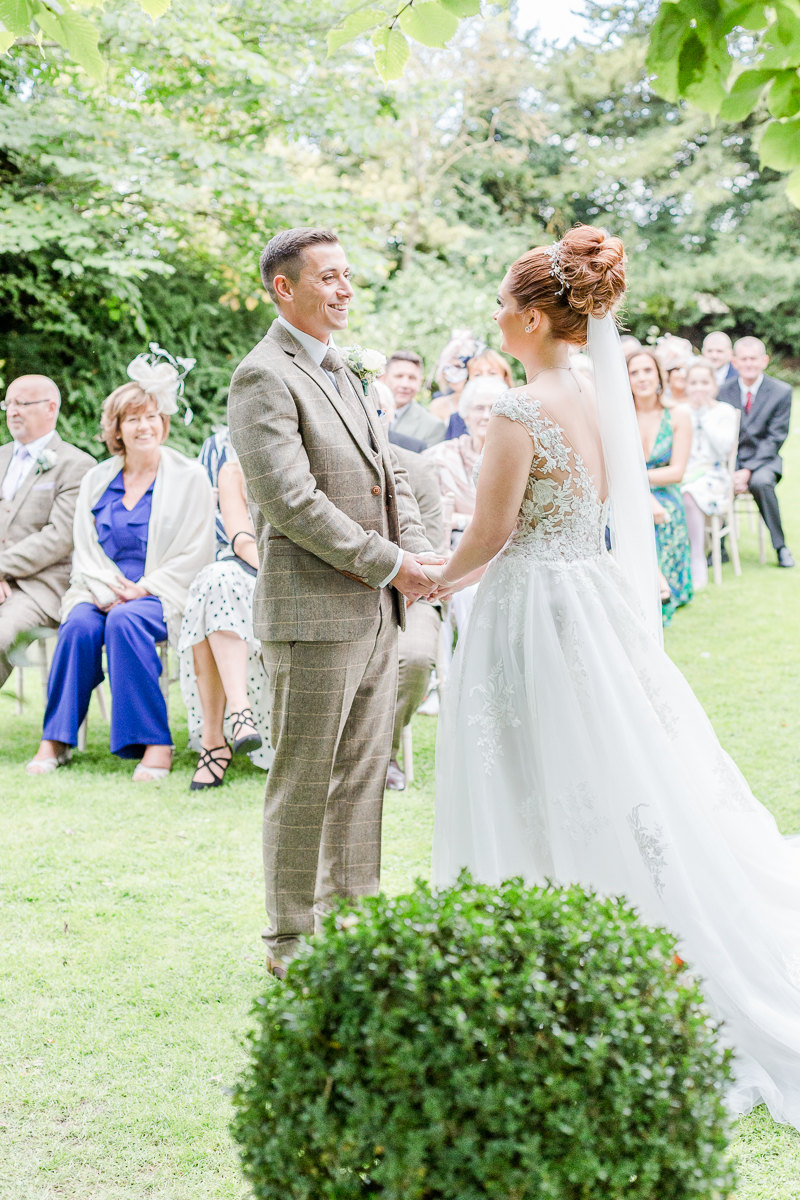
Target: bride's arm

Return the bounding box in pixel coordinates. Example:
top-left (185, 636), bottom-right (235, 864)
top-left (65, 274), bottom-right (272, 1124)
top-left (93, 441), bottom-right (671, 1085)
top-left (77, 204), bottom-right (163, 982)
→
top-left (426, 414), bottom-right (534, 589)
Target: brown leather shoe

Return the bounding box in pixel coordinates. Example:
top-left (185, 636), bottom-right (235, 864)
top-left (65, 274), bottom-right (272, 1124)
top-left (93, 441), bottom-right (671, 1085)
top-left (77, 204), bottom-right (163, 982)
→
top-left (386, 759), bottom-right (406, 791)
top-left (266, 955), bottom-right (287, 980)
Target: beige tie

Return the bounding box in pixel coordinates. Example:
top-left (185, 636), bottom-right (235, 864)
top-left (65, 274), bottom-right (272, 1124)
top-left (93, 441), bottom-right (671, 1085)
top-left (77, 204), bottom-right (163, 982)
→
top-left (321, 348), bottom-right (378, 452)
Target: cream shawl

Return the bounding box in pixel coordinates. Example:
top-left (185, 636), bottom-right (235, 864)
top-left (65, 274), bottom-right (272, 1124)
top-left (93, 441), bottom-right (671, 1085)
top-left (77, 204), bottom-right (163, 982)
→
top-left (62, 445), bottom-right (215, 644)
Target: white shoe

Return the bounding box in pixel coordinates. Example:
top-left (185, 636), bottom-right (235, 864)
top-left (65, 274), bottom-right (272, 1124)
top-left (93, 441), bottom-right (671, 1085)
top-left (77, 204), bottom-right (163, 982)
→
top-left (26, 748), bottom-right (72, 776)
top-left (132, 747), bottom-right (174, 783)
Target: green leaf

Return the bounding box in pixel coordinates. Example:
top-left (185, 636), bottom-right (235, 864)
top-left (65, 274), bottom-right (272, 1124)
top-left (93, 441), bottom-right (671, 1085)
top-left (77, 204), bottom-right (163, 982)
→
top-left (439, 0), bottom-right (481, 14)
top-left (723, 1), bottom-right (770, 32)
top-left (646, 3), bottom-right (691, 100)
top-left (0, 26), bottom-right (13, 51)
top-left (137, 0), bottom-right (170, 18)
top-left (34, 5), bottom-right (104, 77)
top-left (327, 7), bottom-right (384, 56)
top-left (685, 72), bottom-right (727, 115)
top-left (758, 114), bottom-right (800, 169)
top-left (399, 2), bottom-right (459, 47)
top-left (374, 25), bottom-right (409, 80)
top-left (784, 162), bottom-right (800, 206)
top-left (768, 68), bottom-right (800, 117)
top-left (719, 68), bottom-right (776, 121)
top-left (0, 0), bottom-right (33, 37)
top-left (677, 30), bottom-right (708, 95)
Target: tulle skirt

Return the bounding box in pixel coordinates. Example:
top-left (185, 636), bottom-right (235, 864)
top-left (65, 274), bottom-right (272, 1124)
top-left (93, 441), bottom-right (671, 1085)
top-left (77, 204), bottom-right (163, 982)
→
top-left (434, 546), bottom-right (800, 1127)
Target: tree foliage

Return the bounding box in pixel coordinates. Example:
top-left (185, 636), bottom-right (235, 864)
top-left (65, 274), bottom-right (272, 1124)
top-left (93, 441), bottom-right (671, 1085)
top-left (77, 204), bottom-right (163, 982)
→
top-left (647, 0), bottom-right (800, 204)
top-left (3, 0), bottom-right (800, 458)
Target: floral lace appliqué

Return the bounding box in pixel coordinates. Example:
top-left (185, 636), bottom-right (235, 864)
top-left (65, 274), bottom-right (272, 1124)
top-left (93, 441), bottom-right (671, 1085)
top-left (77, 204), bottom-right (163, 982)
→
top-left (489, 393), bottom-right (607, 566)
top-left (556, 782), bottom-right (609, 845)
top-left (468, 661), bottom-right (522, 774)
top-left (627, 803), bottom-right (669, 896)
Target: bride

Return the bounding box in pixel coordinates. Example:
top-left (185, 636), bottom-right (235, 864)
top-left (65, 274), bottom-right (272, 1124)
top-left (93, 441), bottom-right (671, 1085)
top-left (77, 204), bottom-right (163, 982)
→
top-left (422, 225), bottom-right (800, 1129)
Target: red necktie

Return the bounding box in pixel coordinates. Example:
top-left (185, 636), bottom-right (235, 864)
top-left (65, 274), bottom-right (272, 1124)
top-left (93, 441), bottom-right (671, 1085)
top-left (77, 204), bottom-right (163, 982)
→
top-left (745, 391), bottom-right (753, 414)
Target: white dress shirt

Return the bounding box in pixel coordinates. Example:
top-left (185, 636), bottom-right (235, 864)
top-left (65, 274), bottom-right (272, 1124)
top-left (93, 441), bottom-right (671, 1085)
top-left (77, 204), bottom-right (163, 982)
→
top-left (738, 373), bottom-right (763, 411)
top-left (1, 429), bottom-right (56, 502)
top-left (714, 362), bottom-right (731, 388)
top-left (276, 315), bottom-right (403, 587)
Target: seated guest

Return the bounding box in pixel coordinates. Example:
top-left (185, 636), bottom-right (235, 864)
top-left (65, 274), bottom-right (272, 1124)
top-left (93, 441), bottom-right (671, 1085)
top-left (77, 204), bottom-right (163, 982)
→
top-left (374, 381), bottom-right (426, 454)
top-left (0, 375), bottom-right (95, 687)
top-left (425, 375), bottom-right (507, 677)
top-left (385, 351), bottom-right (446, 448)
top-left (719, 336), bottom-right (794, 568)
top-left (627, 349), bottom-right (693, 624)
top-left (429, 330), bottom-right (479, 427)
top-left (386, 443), bottom-right (444, 791)
top-left (702, 330), bottom-right (738, 388)
top-left (680, 359), bottom-right (739, 589)
top-left (444, 348), bottom-right (514, 440)
top-left (26, 350), bottom-right (214, 779)
top-left (664, 354), bottom-right (691, 404)
top-left (178, 427), bottom-right (273, 789)
top-left (424, 375), bottom-right (506, 539)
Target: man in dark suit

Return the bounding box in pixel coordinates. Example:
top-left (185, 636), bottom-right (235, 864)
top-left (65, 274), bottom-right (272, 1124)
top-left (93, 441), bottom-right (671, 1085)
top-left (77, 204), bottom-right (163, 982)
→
top-left (719, 336), bottom-right (793, 568)
top-left (702, 331), bottom-right (738, 388)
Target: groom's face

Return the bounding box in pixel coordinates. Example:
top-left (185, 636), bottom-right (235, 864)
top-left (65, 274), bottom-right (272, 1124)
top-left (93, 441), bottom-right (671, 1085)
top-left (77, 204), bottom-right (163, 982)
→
top-left (281, 243), bottom-right (355, 341)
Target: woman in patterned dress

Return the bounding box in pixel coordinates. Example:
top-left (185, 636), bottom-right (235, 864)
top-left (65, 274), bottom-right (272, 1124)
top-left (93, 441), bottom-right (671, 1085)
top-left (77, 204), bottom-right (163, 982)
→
top-left (178, 427), bottom-right (273, 788)
top-left (627, 349), bottom-right (693, 624)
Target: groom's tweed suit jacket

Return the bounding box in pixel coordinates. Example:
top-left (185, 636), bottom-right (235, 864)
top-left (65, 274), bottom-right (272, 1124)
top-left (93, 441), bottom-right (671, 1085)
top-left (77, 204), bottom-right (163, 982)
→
top-left (228, 320), bottom-right (430, 643)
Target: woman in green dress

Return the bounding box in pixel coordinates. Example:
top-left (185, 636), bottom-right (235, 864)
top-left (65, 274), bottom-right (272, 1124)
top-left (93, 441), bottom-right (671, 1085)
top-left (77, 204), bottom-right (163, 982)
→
top-left (627, 349), bottom-right (693, 624)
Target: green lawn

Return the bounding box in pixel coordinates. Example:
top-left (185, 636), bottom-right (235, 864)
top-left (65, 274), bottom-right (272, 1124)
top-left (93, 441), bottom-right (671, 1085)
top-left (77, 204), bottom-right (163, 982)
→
top-left (2, 422), bottom-right (800, 1197)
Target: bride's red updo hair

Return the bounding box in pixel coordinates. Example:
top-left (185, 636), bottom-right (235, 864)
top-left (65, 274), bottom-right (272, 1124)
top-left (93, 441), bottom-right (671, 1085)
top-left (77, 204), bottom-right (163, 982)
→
top-left (507, 225), bottom-right (626, 346)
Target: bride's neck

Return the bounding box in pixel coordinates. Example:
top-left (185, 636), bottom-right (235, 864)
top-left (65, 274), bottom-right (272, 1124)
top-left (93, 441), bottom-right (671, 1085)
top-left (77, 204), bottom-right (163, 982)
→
top-left (519, 338), bottom-right (572, 384)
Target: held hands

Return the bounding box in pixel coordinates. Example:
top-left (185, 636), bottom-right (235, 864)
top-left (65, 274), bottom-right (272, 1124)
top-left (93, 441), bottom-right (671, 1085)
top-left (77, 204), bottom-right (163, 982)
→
top-left (393, 552), bottom-right (447, 602)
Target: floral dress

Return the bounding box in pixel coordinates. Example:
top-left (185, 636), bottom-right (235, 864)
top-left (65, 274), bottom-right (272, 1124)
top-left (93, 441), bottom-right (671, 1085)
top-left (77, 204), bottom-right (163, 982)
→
top-left (648, 408), bottom-right (692, 625)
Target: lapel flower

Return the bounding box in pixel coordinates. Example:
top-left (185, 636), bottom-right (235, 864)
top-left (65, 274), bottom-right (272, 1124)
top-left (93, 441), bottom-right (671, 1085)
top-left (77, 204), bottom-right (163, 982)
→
top-left (340, 345), bottom-right (387, 394)
top-left (36, 448), bottom-right (58, 472)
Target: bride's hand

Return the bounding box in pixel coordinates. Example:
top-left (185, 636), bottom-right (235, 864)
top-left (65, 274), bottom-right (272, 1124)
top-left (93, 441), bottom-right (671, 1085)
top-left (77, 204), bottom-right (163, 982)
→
top-left (422, 564), bottom-right (446, 585)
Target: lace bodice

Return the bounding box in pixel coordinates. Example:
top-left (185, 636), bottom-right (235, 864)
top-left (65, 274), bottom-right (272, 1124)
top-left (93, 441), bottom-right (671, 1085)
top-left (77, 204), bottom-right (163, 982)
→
top-left (477, 392), bottom-right (607, 564)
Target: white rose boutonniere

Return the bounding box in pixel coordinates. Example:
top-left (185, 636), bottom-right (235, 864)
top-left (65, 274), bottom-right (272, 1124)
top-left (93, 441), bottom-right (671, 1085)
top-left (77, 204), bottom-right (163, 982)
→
top-left (341, 345), bottom-right (387, 394)
top-left (36, 448), bottom-right (58, 472)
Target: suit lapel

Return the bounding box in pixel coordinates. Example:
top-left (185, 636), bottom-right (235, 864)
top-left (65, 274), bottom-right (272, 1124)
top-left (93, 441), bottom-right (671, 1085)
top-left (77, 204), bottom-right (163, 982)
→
top-left (6, 431), bottom-right (62, 523)
top-left (0, 442), bottom-right (13, 490)
top-left (268, 324), bottom-right (380, 467)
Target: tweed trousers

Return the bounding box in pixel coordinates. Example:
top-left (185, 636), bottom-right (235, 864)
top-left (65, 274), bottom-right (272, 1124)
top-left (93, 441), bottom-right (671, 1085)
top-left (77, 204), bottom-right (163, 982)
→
top-left (391, 600), bottom-right (442, 757)
top-left (260, 588), bottom-right (398, 960)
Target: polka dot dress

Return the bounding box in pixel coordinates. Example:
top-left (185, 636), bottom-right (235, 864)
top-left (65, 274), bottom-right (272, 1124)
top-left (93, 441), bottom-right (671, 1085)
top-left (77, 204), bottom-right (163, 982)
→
top-left (178, 558), bottom-right (273, 769)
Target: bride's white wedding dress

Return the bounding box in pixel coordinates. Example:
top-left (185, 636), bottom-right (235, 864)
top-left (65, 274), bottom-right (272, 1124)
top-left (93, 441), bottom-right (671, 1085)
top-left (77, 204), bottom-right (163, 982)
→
top-left (433, 386), bottom-right (800, 1128)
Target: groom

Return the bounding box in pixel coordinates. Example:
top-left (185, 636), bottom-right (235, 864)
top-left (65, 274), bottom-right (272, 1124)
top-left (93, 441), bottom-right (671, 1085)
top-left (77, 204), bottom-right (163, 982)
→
top-left (228, 227), bottom-right (439, 974)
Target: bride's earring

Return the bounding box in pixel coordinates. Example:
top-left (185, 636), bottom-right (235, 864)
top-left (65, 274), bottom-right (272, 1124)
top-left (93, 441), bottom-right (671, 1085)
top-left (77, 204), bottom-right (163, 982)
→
top-left (525, 325), bottom-right (532, 333)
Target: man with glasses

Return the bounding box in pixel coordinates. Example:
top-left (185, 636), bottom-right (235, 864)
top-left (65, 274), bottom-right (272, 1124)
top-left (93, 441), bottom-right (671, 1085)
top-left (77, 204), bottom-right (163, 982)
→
top-left (0, 375), bottom-right (95, 687)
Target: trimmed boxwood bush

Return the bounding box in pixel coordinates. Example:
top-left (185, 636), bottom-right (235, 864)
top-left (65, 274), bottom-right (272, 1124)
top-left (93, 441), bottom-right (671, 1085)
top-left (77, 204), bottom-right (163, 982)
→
top-left (232, 875), bottom-right (734, 1199)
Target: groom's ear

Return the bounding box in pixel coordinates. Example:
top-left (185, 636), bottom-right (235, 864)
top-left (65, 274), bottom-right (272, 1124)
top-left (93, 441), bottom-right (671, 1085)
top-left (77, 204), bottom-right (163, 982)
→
top-left (273, 274), bottom-right (293, 304)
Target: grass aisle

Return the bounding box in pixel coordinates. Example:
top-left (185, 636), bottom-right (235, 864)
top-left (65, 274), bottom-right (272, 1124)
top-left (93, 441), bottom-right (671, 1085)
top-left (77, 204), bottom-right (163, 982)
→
top-left (2, 423), bottom-right (799, 1197)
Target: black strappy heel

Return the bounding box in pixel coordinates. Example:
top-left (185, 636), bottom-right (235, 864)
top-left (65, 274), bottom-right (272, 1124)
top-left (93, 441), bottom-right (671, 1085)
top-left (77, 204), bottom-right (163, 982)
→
top-left (229, 708), bottom-right (262, 756)
top-left (190, 744), bottom-right (232, 790)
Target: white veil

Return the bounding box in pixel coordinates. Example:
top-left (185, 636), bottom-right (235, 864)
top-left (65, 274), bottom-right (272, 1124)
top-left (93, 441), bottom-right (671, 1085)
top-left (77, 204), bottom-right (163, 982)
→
top-left (587, 314), bottom-right (663, 647)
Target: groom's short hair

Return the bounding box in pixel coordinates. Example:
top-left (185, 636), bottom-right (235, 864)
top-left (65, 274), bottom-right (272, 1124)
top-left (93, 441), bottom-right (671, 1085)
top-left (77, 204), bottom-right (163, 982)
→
top-left (260, 228), bottom-right (341, 301)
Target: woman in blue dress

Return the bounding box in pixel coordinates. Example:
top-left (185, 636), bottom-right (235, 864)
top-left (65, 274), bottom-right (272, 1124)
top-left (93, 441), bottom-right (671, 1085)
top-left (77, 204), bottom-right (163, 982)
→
top-left (627, 348), bottom-right (693, 624)
top-left (26, 354), bottom-right (214, 780)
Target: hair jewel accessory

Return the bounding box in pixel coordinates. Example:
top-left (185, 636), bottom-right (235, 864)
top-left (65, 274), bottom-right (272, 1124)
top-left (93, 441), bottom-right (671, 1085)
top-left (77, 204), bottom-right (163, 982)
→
top-left (544, 240), bottom-right (570, 297)
top-left (127, 343), bottom-right (197, 425)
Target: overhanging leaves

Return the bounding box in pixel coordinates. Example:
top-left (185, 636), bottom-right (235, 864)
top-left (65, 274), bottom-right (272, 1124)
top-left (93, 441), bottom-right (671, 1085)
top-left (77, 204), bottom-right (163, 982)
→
top-left (327, 7), bottom-right (384, 56)
top-left (759, 113), bottom-right (800, 168)
top-left (374, 25), bottom-right (409, 80)
top-left (399, 0), bottom-right (459, 46)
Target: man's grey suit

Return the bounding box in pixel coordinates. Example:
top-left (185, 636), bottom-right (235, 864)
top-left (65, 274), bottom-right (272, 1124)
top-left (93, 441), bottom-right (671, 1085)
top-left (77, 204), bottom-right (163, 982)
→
top-left (228, 320), bottom-right (431, 961)
top-left (0, 431), bottom-right (95, 686)
top-left (718, 373), bottom-right (792, 551)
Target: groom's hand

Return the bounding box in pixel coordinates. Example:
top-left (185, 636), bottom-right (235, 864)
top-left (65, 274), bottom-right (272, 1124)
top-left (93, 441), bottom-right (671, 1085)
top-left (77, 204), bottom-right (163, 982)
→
top-left (393, 552), bottom-right (445, 602)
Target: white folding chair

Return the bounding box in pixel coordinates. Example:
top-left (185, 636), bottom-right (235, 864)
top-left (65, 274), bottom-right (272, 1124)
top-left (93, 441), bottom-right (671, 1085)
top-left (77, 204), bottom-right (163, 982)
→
top-left (705, 410), bottom-right (742, 585)
top-left (734, 492), bottom-right (768, 566)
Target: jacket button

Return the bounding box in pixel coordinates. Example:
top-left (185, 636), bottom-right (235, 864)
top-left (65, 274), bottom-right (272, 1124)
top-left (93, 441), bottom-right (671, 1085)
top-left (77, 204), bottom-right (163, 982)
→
top-left (371, 485), bottom-right (381, 496)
